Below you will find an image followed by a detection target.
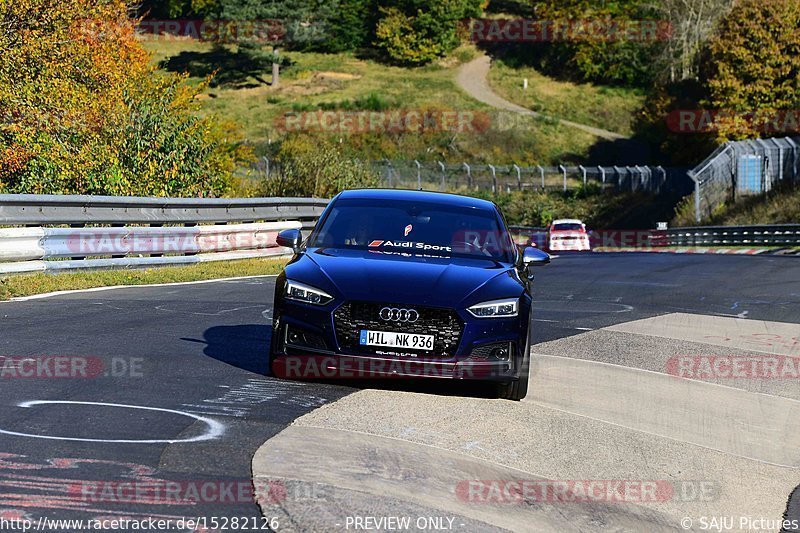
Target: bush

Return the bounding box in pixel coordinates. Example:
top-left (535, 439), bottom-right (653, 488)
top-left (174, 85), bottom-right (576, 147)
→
top-left (0, 0), bottom-right (251, 197)
top-left (261, 135), bottom-right (378, 197)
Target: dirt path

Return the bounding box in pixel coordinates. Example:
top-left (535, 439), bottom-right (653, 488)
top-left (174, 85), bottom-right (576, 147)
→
top-left (456, 54), bottom-right (626, 141)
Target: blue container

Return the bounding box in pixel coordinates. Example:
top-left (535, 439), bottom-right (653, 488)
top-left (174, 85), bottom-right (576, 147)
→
top-left (737, 155), bottom-right (763, 194)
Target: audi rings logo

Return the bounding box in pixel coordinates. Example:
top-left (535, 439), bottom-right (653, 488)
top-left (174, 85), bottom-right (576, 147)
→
top-left (379, 307), bottom-right (420, 323)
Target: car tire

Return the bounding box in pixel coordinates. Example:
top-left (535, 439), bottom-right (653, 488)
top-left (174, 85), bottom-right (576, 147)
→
top-left (497, 321), bottom-right (532, 401)
top-left (268, 315), bottom-right (281, 377)
top-left (498, 355), bottom-right (529, 401)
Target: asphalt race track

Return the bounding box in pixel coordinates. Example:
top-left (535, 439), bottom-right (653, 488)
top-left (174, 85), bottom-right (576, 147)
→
top-left (0, 253), bottom-right (799, 532)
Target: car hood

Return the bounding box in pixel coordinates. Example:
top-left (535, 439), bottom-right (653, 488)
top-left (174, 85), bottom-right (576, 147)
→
top-left (288, 247), bottom-right (522, 307)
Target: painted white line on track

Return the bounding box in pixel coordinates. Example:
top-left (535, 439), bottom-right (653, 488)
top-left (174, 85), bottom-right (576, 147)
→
top-left (1, 274), bottom-right (279, 303)
top-left (0, 400), bottom-right (225, 443)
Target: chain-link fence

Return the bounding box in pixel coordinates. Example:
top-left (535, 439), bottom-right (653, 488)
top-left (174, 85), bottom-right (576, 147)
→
top-left (688, 136), bottom-right (800, 223)
top-left (371, 160), bottom-right (677, 194)
top-left (253, 157), bottom-right (692, 197)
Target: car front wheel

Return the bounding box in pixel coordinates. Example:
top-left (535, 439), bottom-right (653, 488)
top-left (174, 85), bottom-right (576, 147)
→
top-left (497, 324), bottom-right (531, 401)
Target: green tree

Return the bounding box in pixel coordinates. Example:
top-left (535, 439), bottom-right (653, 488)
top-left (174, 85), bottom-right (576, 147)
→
top-left (375, 0), bottom-right (484, 65)
top-left (528, 0), bottom-right (663, 86)
top-left (322, 0), bottom-right (376, 52)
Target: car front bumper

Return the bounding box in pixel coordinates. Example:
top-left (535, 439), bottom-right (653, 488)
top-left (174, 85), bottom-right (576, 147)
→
top-left (548, 239), bottom-right (591, 251)
top-left (272, 298), bottom-right (528, 383)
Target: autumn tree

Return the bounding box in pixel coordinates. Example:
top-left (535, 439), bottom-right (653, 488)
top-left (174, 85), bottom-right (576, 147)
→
top-left (0, 0), bottom-right (249, 196)
top-left (700, 0), bottom-right (800, 140)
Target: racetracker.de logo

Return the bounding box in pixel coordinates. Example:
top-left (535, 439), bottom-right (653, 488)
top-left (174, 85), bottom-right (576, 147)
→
top-left (0, 356), bottom-right (142, 379)
top-left (451, 230), bottom-right (517, 255)
top-left (464, 18), bottom-right (672, 43)
top-left (272, 355), bottom-right (505, 380)
top-left (70, 479), bottom-right (286, 504)
top-left (274, 110), bottom-right (491, 135)
top-left (456, 480), bottom-right (717, 504)
top-left (666, 109), bottom-right (800, 134)
top-left (667, 355), bottom-right (800, 380)
top-left (135, 19), bottom-right (287, 43)
top-left (64, 229), bottom-right (278, 255)
top-left (589, 230), bottom-right (667, 249)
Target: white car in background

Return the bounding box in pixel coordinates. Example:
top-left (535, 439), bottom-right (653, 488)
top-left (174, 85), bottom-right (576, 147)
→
top-left (547, 219), bottom-right (591, 252)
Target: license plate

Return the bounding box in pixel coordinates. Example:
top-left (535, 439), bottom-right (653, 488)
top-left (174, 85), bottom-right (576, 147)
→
top-left (359, 330), bottom-right (434, 350)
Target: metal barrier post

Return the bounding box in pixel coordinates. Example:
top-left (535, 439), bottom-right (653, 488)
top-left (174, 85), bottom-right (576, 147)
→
top-left (537, 165), bottom-right (545, 189)
top-left (414, 160), bottom-right (421, 190)
top-left (579, 165), bottom-right (586, 187)
top-left (463, 162), bottom-right (471, 189)
top-left (438, 161), bottom-right (446, 191)
top-left (513, 164), bottom-right (522, 190)
top-left (489, 165), bottom-right (497, 194)
top-left (559, 165), bottom-right (567, 192)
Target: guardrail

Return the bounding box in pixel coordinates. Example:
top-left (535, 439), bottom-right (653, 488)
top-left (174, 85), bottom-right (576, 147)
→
top-left (510, 224), bottom-right (800, 249)
top-left (665, 225), bottom-right (800, 247)
top-left (0, 194), bottom-right (329, 274)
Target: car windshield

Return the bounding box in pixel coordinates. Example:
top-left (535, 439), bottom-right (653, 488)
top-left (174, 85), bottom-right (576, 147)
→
top-left (308, 197), bottom-right (515, 262)
top-left (552, 223), bottom-right (584, 231)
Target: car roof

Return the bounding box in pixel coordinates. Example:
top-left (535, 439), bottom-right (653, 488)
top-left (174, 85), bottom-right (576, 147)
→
top-left (337, 188), bottom-right (498, 211)
top-left (551, 219), bottom-right (584, 225)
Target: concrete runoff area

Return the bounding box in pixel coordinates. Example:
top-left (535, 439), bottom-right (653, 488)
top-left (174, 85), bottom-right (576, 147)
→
top-left (529, 354), bottom-right (800, 467)
top-left (606, 313), bottom-right (800, 357)
top-left (253, 313), bottom-right (800, 531)
top-left (254, 426), bottom-right (676, 532)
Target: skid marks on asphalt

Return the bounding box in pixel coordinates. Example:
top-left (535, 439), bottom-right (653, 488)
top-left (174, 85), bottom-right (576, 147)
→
top-left (182, 378), bottom-right (331, 418)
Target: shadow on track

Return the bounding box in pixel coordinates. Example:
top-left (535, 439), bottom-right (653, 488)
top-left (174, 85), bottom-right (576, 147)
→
top-left (194, 325), bottom-right (500, 400)
top-left (185, 324), bottom-right (271, 374)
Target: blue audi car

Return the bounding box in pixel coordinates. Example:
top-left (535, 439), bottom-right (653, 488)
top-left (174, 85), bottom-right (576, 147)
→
top-left (269, 189), bottom-right (549, 400)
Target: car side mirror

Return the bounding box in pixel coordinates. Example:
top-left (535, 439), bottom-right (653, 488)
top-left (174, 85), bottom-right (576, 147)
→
top-left (522, 246), bottom-right (550, 267)
top-left (276, 228), bottom-right (302, 251)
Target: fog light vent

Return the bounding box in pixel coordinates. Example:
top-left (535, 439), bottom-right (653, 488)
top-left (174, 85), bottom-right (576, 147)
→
top-left (285, 325), bottom-right (327, 350)
top-left (468, 342), bottom-right (514, 362)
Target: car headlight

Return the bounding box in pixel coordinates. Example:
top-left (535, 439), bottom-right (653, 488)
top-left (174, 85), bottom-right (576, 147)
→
top-left (285, 280), bottom-right (333, 305)
top-left (467, 298), bottom-right (518, 318)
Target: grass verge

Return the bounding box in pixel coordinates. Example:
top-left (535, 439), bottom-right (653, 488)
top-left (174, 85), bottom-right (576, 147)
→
top-left (487, 59), bottom-right (645, 137)
top-left (0, 258), bottom-right (288, 301)
top-left (140, 39), bottom-right (603, 165)
top-left (673, 186), bottom-right (800, 227)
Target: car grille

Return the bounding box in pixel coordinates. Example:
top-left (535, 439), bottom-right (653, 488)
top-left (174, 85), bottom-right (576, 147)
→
top-left (333, 301), bottom-right (463, 357)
